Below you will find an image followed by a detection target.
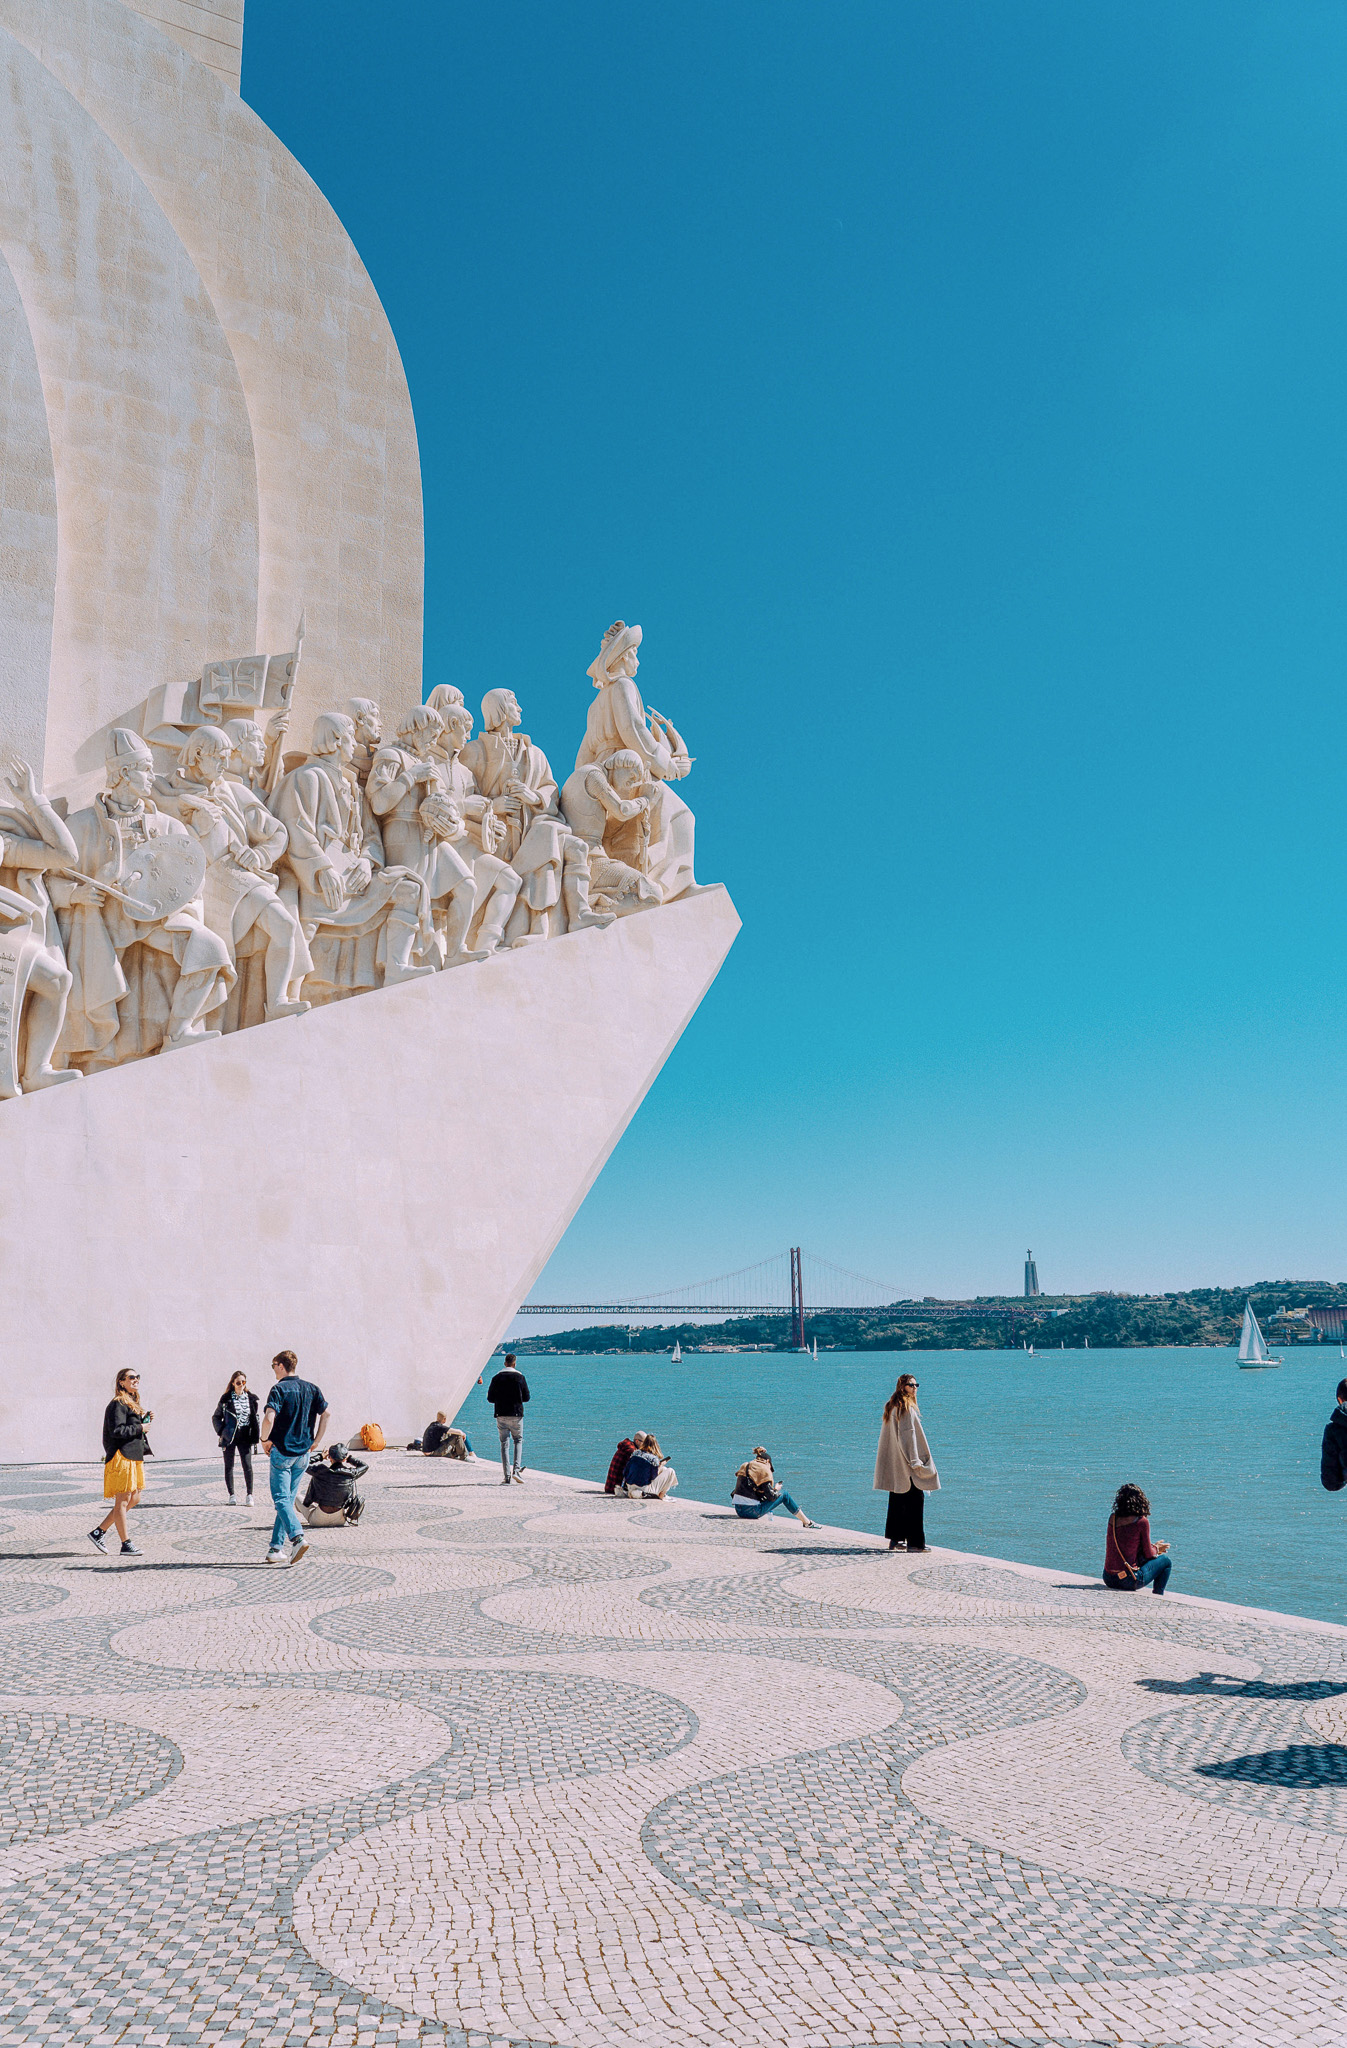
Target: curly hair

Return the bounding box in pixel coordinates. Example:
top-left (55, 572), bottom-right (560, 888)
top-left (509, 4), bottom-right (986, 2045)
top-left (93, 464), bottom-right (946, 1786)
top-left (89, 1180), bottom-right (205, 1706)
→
top-left (1112, 1482), bottom-right (1150, 1520)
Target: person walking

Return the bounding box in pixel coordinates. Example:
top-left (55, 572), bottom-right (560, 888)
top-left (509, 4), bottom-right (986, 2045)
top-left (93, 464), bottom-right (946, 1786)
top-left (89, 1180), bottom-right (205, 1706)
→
top-left (486, 1352), bottom-right (530, 1483)
top-left (1102, 1483), bottom-right (1172, 1593)
top-left (874, 1374), bottom-right (939, 1552)
top-left (258, 1349), bottom-right (329, 1564)
top-left (730, 1446), bottom-right (819, 1526)
top-left (1320, 1379), bottom-right (1347, 1492)
top-left (89, 1369), bottom-right (153, 1557)
top-left (211, 1371), bottom-right (260, 1505)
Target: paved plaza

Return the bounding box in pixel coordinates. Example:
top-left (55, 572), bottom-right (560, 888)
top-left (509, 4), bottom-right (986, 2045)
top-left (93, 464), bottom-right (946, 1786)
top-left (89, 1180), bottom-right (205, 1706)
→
top-left (0, 1459), bottom-right (1346, 2045)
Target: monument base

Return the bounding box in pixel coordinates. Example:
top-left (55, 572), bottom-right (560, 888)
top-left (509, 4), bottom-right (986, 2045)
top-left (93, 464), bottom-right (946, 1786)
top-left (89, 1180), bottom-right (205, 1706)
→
top-left (0, 888), bottom-right (739, 1461)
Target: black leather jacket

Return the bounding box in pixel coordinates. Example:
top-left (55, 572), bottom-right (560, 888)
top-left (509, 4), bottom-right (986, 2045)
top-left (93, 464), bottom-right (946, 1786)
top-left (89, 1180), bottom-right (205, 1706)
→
top-left (103, 1399), bottom-right (152, 1464)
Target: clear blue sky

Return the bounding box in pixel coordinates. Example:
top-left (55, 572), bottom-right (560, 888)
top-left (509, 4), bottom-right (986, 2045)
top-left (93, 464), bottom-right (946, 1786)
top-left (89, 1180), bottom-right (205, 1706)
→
top-left (247, 2), bottom-right (1347, 1302)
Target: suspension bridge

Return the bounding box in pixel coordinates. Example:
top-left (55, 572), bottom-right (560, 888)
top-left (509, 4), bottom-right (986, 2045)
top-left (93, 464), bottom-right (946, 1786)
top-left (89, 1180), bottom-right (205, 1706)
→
top-left (518, 1249), bottom-right (1039, 1346)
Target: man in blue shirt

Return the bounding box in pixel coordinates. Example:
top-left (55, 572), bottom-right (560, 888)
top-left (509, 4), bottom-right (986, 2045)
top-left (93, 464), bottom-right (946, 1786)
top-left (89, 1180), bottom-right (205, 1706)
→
top-left (259, 1348), bottom-right (329, 1563)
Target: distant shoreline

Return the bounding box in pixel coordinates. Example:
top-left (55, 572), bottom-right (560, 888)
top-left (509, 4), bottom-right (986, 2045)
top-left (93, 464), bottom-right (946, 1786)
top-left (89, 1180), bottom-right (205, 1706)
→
top-left (506, 1279), bottom-right (1347, 1356)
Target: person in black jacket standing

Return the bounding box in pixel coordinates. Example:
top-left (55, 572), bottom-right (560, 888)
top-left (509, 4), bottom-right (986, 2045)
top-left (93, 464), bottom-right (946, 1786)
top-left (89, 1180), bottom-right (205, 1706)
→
top-left (486, 1353), bottom-right (530, 1484)
top-left (212, 1372), bottom-right (261, 1506)
top-left (89, 1369), bottom-right (153, 1557)
top-left (1321, 1380), bottom-right (1347, 1493)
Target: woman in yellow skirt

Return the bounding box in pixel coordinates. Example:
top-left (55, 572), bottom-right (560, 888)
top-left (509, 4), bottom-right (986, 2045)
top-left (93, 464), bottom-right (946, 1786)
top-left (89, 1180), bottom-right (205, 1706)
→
top-left (89, 1369), bottom-right (154, 1558)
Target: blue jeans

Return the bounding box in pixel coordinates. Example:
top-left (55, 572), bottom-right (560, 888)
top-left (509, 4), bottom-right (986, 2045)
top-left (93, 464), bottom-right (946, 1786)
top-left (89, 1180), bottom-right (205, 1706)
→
top-left (733, 1490), bottom-right (801, 1520)
top-left (1107, 1553), bottom-right (1171, 1594)
top-left (269, 1449), bottom-right (308, 1549)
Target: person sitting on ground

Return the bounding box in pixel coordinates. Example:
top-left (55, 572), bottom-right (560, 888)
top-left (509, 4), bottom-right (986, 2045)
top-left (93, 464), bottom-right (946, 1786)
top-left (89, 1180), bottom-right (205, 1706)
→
top-left (731, 1446), bottom-right (819, 1527)
top-left (622, 1431), bottom-right (678, 1500)
top-left (300, 1442), bottom-right (369, 1528)
top-left (1103, 1482), bottom-right (1171, 1593)
top-left (1321, 1380), bottom-right (1347, 1492)
top-left (421, 1412), bottom-right (473, 1459)
top-left (605, 1433), bottom-right (639, 1493)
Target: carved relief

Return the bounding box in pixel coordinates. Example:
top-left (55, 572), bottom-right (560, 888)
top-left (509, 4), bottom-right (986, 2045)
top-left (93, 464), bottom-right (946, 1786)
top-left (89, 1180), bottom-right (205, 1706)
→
top-left (0, 623), bottom-right (696, 1097)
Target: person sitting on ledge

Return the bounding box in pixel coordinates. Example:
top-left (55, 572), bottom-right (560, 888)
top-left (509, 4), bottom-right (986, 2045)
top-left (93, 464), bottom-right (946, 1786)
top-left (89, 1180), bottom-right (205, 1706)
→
top-left (300, 1443), bottom-right (368, 1527)
top-left (731, 1447), bottom-right (819, 1527)
top-left (1103, 1482), bottom-right (1171, 1593)
top-left (622, 1432), bottom-right (678, 1500)
top-left (422, 1412), bottom-right (472, 1459)
top-left (605, 1433), bottom-right (639, 1493)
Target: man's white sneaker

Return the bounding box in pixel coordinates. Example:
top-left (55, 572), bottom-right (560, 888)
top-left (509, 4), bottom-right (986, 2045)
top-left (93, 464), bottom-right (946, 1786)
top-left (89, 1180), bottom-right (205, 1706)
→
top-left (265, 1548), bottom-right (287, 1564)
top-left (226, 1495), bottom-right (238, 1507)
top-left (288, 1539), bottom-right (309, 1565)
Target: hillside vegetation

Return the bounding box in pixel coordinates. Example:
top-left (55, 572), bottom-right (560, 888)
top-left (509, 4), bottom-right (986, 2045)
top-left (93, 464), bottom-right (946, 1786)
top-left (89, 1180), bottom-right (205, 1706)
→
top-left (511, 1280), bottom-right (1347, 1355)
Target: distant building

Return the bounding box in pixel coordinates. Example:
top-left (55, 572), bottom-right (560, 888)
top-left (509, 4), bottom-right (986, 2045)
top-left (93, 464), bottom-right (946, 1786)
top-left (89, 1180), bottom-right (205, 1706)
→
top-left (1024, 1251), bottom-right (1040, 1298)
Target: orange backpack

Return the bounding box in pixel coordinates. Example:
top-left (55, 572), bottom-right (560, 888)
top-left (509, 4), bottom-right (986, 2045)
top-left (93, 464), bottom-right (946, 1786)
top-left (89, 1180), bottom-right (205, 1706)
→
top-left (357, 1422), bottom-right (386, 1453)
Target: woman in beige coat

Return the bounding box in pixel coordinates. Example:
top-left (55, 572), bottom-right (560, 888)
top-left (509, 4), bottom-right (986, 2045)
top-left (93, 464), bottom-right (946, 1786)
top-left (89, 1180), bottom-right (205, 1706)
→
top-left (873, 1374), bottom-right (939, 1552)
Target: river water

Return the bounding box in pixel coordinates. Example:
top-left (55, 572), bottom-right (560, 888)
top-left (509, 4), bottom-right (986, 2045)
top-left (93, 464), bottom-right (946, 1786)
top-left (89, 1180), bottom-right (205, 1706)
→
top-left (454, 1345), bottom-right (1347, 1627)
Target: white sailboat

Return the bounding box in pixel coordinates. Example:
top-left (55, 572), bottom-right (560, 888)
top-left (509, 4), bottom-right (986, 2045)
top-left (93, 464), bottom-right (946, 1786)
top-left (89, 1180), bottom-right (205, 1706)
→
top-left (811, 1338), bottom-right (818, 1360)
top-left (671, 1340), bottom-right (682, 1364)
top-left (1237, 1300), bottom-right (1281, 1370)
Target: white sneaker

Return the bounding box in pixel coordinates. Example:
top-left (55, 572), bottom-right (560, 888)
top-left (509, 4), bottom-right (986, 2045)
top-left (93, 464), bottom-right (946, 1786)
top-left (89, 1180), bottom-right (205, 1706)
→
top-left (265, 1548), bottom-right (287, 1564)
top-left (226, 1495), bottom-right (238, 1507)
top-left (245, 1495), bottom-right (254, 1506)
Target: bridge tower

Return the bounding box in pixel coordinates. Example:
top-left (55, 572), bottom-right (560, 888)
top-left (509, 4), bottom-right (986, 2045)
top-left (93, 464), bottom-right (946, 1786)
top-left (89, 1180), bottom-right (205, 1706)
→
top-left (790, 1247), bottom-right (805, 1349)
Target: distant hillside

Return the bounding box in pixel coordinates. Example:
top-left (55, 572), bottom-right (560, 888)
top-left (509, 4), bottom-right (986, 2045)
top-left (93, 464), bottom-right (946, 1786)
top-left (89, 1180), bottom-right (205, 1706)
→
top-left (507, 1280), bottom-right (1347, 1355)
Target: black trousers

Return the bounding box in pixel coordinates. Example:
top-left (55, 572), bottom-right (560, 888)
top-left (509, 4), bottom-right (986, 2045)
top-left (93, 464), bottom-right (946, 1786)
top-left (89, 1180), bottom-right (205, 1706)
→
top-left (885, 1487), bottom-right (926, 1549)
top-left (223, 1442), bottom-right (254, 1498)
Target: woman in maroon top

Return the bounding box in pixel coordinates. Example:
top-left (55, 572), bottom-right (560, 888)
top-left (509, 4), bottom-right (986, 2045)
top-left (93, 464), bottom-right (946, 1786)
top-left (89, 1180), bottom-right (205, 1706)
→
top-left (1103, 1483), bottom-right (1172, 1593)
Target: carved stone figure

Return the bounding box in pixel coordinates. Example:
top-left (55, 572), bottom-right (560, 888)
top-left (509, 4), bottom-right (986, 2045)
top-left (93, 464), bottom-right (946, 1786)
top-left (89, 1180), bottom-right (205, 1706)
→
top-left (424, 685), bottom-right (465, 719)
top-left (0, 758), bottom-right (82, 1098)
top-left (577, 620), bottom-right (696, 900)
top-left (49, 729), bottom-right (235, 1069)
top-left (367, 706), bottom-right (482, 967)
top-left (431, 703), bottom-right (523, 955)
top-left (343, 699), bottom-right (385, 790)
top-left (560, 751), bottom-right (662, 917)
top-left (273, 713), bottom-right (433, 1004)
top-left (155, 727), bottom-right (312, 1027)
top-left (462, 688), bottom-right (613, 944)
top-left (223, 714), bottom-right (289, 801)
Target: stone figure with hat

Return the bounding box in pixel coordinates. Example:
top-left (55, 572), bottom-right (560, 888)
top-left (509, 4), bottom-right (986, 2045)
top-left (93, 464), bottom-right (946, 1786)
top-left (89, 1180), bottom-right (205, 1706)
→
top-left (47, 728), bottom-right (235, 1070)
top-left (577, 620), bottom-right (696, 902)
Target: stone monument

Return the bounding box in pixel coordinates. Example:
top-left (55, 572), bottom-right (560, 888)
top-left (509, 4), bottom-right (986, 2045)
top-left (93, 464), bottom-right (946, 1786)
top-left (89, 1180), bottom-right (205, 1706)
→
top-left (0, 2), bottom-right (739, 1456)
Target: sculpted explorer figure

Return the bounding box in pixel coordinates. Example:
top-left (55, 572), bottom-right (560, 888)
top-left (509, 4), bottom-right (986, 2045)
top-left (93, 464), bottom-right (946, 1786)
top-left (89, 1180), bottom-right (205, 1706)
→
top-left (273, 712), bottom-right (433, 1003)
top-left (461, 688), bottom-right (613, 943)
top-left (49, 729), bottom-right (234, 1068)
top-left (559, 751), bottom-right (662, 916)
top-left (577, 620), bottom-right (696, 900)
top-left (429, 703), bottom-right (523, 955)
top-left (367, 706), bottom-right (482, 967)
top-left (155, 727), bottom-right (312, 1026)
top-left (0, 757), bottom-right (82, 1098)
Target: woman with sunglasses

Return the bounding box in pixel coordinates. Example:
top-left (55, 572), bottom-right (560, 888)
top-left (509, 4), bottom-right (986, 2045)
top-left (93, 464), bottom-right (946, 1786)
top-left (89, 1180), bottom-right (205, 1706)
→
top-left (873, 1372), bottom-right (939, 1552)
top-left (89, 1368), bottom-right (154, 1558)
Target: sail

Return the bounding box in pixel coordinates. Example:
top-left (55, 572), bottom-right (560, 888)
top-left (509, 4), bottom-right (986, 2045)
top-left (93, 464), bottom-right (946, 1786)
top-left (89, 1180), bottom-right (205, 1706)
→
top-left (1238, 1302), bottom-right (1268, 1364)
top-left (671, 1341), bottom-right (681, 1363)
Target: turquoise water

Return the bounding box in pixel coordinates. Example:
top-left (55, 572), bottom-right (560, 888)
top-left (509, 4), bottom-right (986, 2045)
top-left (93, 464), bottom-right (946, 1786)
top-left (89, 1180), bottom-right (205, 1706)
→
top-left (455, 1346), bottom-right (1347, 1626)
